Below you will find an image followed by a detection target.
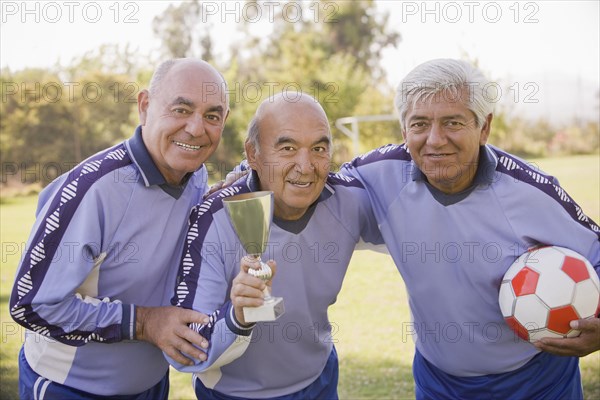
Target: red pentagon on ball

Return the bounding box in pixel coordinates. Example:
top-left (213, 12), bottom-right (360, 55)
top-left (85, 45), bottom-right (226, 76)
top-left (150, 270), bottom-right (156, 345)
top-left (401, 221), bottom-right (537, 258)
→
top-left (511, 267), bottom-right (539, 296)
top-left (561, 256), bottom-right (590, 283)
top-left (504, 316), bottom-right (529, 341)
top-left (547, 305), bottom-right (579, 334)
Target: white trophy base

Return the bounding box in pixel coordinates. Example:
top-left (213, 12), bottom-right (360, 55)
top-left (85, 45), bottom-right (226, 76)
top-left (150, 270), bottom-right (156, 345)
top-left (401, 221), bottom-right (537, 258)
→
top-left (243, 297), bottom-right (285, 323)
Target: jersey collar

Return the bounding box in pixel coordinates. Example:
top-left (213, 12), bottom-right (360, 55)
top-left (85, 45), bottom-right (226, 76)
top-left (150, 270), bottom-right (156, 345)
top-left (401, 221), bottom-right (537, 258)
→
top-left (125, 126), bottom-right (193, 199)
top-left (411, 145), bottom-right (498, 206)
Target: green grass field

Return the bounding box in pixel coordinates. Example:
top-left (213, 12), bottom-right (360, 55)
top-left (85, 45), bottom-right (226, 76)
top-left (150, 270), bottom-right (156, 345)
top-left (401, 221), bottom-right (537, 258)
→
top-left (1, 155), bottom-right (598, 399)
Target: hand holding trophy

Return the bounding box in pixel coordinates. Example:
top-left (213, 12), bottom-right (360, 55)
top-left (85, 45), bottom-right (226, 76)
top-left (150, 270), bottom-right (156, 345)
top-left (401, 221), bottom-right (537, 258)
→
top-left (224, 191), bottom-right (285, 323)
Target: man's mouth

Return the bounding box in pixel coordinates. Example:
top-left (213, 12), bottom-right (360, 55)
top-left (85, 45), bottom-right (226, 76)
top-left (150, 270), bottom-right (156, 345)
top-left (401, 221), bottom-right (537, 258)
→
top-left (287, 180), bottom-right (312, 188)
top-left (173, 140), bottom-right (202, 151)
top-left (426, 153), bottom-right (453, 158)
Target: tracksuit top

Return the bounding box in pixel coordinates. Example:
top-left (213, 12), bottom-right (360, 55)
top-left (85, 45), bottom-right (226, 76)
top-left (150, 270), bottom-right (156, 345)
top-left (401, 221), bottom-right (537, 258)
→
top-left (341, 143), bottom-right (599, 395)
top-left (10, 126), bottom-right (208, 395)
top-left (168, 170), bottom-right (383, 398)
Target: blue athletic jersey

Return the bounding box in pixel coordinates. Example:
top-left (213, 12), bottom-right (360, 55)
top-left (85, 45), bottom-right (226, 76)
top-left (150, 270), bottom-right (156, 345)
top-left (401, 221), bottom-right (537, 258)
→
top-left (10, 127), bottom-right (209, 396)
top-left (169, 171), bottom-right (383, 398)
top-left (341, 144), bottom-right (599, 392)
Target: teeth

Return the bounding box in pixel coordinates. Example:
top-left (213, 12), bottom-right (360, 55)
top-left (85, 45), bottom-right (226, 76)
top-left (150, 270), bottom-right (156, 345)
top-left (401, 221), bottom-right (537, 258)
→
top-left (290, 181), bottom-right (311, 187)
top-left (173, 141), bottom-right (201, 151)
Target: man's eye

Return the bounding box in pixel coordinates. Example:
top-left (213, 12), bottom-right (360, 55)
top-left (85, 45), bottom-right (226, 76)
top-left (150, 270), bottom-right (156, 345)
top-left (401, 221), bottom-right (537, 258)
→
top-left (313, 146), bottom-right (327, 153)
top-left (282, 146), bottom-right (295, 151)
top-left (410, 122), bottom-right (427, 128)
top-left (173, 108), bottom-right (190, 114)
top-left (205, 114), bottom-right (221, 122)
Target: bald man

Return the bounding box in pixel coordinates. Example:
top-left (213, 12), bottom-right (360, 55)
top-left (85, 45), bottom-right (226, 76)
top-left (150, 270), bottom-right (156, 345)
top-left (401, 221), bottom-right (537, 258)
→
top-left (10, 58), bottom-right (230, 399)
top-left (168, 93), bottom-right (383, 399)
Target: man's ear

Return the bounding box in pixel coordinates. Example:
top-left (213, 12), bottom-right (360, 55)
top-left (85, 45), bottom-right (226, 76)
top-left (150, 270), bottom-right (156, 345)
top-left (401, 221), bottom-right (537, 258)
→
top-left (244, 140), bottom-right (258, 169)
top-left (222, 109), bottom-right (230, 126)
top-left (480, 113), bottom-right (493, 145)
top-left (138, 89), bottom-right (150, 126)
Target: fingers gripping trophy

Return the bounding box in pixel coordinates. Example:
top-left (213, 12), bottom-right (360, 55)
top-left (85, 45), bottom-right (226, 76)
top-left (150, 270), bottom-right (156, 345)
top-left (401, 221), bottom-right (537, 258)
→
top-left (223, 191), bottom-right (285, 322)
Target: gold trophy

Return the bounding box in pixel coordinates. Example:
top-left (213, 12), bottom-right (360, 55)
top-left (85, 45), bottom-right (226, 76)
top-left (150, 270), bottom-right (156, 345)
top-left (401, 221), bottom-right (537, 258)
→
top-left (223, 191), bottom-right (285, 323)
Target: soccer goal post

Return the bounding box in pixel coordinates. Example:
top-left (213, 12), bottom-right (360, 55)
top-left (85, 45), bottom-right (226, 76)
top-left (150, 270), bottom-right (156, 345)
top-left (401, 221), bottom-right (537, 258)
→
top-left (335, 114), bottom-right (398, 156)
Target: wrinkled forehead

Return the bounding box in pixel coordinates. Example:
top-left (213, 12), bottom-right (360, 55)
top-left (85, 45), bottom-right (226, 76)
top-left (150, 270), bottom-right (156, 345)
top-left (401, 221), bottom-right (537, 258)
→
top-left (262, 96), bottom-right (328, 123)
top-left (158, 63), bottom-right (228, 106)
top-left (260, 99), bottom-right (330, 138)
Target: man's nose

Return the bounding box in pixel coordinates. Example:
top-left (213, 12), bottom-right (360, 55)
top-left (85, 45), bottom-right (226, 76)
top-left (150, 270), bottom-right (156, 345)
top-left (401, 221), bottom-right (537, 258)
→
top-left (186, 114), bottom-right (205, 137)
top-left (426, 123), bottom-right (447, 147)
top-left (294, 150), bottom-right (316, 175)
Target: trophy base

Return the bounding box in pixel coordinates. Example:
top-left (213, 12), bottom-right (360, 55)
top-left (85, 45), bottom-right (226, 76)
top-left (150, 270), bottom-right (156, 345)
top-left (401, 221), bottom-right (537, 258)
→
top-left (243, 297), bottom-right (285, 322)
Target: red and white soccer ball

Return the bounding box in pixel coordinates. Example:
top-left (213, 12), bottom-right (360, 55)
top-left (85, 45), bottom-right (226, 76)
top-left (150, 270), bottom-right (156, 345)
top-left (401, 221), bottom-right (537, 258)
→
top-left (499, 246), bottom-right (600, 342)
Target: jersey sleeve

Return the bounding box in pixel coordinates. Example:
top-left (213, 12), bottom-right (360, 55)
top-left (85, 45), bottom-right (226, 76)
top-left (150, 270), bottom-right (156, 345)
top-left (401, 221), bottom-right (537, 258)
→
top-left (355, 184), bottom-right (385, 250)
top-left (334, 166), bottom-right (387, 253)
top-left (9, 163), bottom-right (134, 346)
top-left (493, 153), bottom-right (600, 279)
top-left (167, 198), bottom-right (253, 372)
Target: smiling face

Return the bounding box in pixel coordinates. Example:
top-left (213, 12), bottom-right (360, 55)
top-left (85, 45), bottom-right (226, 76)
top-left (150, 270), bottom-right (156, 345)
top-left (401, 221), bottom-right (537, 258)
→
top-left (246, 96), bottom-right (331, 220)
top-left (138, 60), bottom-right (229, 185)
top-left (403, 88), bottom-right (492, 194)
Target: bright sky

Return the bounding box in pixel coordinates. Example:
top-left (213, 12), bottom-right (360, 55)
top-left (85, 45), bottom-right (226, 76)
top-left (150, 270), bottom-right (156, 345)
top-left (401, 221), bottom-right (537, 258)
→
top-left (1, 0), bottom-right (599, 123)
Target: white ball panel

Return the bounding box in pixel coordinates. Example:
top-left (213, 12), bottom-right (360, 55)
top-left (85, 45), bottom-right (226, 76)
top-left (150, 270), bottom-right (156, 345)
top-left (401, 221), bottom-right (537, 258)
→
top-left (529, 328), bottom-right (564, 342)
top-left (513, 295), bottom-right (549, 330)
top-left (572, 280), bottom-right (600, 318)
top-left (524, 247), bottom-right (564, 273)
top-left (536, 268), bottom-right (575, 307)
top-left (498, 282), bottom-right (516, 318)
top-left (566, 329), bottom-right (581, 338)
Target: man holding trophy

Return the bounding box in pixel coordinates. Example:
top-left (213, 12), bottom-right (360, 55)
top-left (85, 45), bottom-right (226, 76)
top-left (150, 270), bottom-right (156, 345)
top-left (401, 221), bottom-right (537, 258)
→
top-left (168, 93), bottom-right (383, 399)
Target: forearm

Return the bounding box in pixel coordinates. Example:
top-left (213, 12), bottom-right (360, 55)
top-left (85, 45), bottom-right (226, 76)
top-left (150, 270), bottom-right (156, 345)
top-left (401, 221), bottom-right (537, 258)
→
top-left (10, 292), bottom-right (133, 346)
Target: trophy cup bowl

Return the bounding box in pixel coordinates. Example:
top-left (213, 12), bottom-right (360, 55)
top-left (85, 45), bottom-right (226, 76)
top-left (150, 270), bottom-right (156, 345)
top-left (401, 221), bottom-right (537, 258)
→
top-left (223, 191), bottom-right (285, 323)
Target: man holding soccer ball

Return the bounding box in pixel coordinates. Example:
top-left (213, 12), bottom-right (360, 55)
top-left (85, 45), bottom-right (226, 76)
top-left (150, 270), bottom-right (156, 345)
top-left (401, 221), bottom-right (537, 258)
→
top-left (341, 59), bottom-right (599, 399)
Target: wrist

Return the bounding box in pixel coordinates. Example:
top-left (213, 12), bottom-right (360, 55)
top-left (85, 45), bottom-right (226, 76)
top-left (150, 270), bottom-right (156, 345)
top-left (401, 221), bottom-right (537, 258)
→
top-left (135, 306), bottom-right (147, 340)
top-left (226, 303), bottom-right (254, 336)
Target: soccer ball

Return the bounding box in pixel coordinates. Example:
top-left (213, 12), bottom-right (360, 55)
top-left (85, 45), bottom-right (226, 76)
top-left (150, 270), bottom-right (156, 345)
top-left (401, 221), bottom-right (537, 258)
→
top-left (499, 246), bottom-right (600, 342)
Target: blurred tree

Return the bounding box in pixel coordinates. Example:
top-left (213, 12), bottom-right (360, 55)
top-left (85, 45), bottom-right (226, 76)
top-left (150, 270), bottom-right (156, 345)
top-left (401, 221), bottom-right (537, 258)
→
top-left (317, 0), bottom-right (400, 81)
top-left (152, 0), bottom-right (214, 61)
top-left (1, 50), bottom-right (138, 186)
top-left (6, 1), bottom-right (594, 192)
top-left (221, 0), bottom-right (401, 165)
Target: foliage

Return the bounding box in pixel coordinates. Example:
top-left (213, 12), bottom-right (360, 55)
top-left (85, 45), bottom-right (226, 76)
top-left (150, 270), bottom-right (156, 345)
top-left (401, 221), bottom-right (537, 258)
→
top-left (152, 0), bottom-right (214, 61)
top-left (489, 112), bottom-right (600, 158)
top-left (1, 1), bottom-right (597, 189)
top-left (1, 45), bottom-right (141, 186)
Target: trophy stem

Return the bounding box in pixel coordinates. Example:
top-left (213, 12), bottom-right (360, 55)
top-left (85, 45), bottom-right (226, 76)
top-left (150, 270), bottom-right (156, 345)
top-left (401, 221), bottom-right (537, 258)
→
top-left (248, 254), bottom-right (274, 301)
top-left (262, 286), bottom-right (273, 302)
